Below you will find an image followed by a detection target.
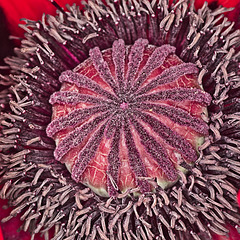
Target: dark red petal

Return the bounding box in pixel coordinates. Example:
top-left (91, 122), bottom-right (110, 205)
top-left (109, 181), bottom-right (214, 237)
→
top-left (0, 225), bottom-right (3, 240)
top-left (194, 0), bottom-right (216, 10)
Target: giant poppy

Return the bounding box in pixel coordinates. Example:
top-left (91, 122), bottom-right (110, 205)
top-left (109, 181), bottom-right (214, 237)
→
top-left (0, 0), bottom-right (240, 240)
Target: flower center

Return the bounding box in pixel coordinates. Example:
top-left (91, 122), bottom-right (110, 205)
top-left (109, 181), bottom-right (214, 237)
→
top-left (47, 39), bottom-right (211, 197)
top-left (120, 102), bottom-right (129, 110)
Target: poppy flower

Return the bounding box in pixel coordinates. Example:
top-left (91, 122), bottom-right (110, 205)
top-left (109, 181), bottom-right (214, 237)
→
top-left (0, 0), bottom-right (240, 240)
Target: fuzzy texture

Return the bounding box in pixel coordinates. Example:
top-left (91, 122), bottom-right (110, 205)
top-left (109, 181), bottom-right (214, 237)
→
top-left (0, 0), bottom-right (239, 240)
top-left (47, 40), bottom-right (211, 196)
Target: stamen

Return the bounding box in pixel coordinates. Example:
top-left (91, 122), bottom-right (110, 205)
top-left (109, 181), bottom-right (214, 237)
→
top-left (1, 0), bottom-right (240, 239)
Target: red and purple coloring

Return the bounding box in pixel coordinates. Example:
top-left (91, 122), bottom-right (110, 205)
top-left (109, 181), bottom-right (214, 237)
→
top-left (46, 39), bottom-right (212, 197)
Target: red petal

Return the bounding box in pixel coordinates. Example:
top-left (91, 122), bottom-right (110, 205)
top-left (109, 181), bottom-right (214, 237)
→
top-left (0, 198), bottom-right (46, 240)
top-left (0, 198), bottom-right (31, 240)
top-left (212, 224), bottom-right (240, 240)
top-left (0, 226), bottom-right (3, 240)
top-left (0, 0), bottom-right (82, 37)
top-left (218, 0), bottom-right (240, 8)
top-left (237, 190), bottom-right (240, 207)
top-left (218, 0), bottom-right (240, 24)
top-left (193, 0), bottom-right (240, 27)
top-left (228, 224), bottom-right (240, 240)
top-left (212, 234), bottom-right (230, 240)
